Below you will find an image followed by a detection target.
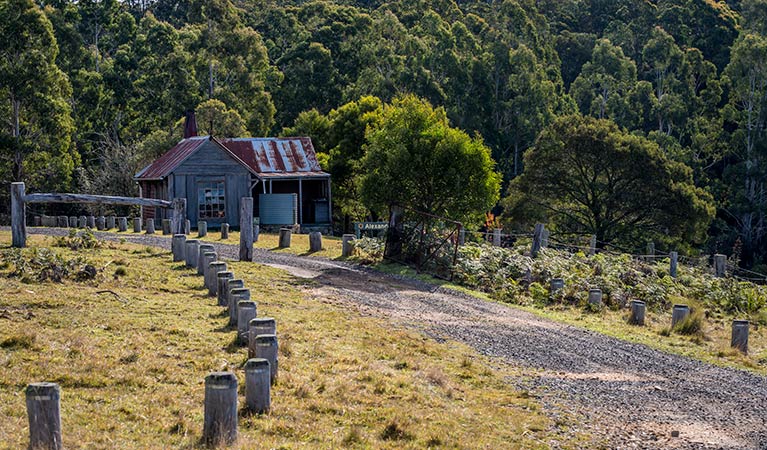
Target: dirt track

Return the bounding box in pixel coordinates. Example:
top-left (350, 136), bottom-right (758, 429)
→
top-left (26, 228), bottom-right (767, 449)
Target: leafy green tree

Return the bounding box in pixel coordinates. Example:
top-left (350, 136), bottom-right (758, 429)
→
top-left (0, 0), bottom-right (78, 191)
top-left (570, 38), bottom-right (638, 128)
top-left (721, 32), bottom-right (767, 266)
top-left (194, 99), bottom-right (246, 137)
top-left (360, 95), bottom-right (501, 224)
top-left (506, 115), bottom-right (714, 248)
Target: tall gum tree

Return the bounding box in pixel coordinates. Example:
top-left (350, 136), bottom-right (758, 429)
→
top-left (0, 0), bottom-right (77, 190)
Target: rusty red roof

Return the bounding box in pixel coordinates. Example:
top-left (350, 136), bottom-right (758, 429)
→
top-left (219, 137), bottom-right (326, 175)
top-left (135, 136), bottom-right (329, 180)
top-left (134, 136), bottom-right (209, 180)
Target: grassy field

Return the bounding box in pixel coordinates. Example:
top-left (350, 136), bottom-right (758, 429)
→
top-left (375, 262), bottom-right (767, 375)
top-left (0, 232), bottom-right (563, 449)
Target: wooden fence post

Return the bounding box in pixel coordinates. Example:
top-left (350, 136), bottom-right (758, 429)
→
top-left (589, 235), bottom-right (597, 256)
top-left (244, 358), bottom-right (271, 414)
top-left (531, 223), bottom-right (544, 258)
top-left (221, 223), bottom-right (229, 240)
top-left (239, 197), bottom-right (254, 261)
top-left (26, 382), bottom-right (62, 450)
top-left (118, 217), bottom-right (128, 232)
top-left (162, 219), bottom-right (171, 235)
top-left (69, 217), bottom-right (77, 228)
top-left (229, 288), bottom-right (250, 326)
top-left (201, 253), bottom-right (218, 291)
top-left (249, 318), bottom-right (276, 358)
top-left (171, 235), bottom-right (186, 262)
top-left (184, 239), bottom-right (200, 268)
top-left (78, 216), bottom-right (87, 228)
top-left (185, 219), bottom-right (191, 235)
top-left (309, 232), bottom-right (322, 252)
top-left (133, 217), bottom-right (141, 233)
top-left (226, 280), bottom-right (245, 323)
top-left (492, 228), bottom-right (501, 247)
top-left (87, 216), bottom-right (95, 228)
top-left (196, 244), bottom-right (215, 276)
top-left (630, 300), bottom-right (646, 325)
top-left (588, 288), bottom-right (603, 307)
top-left (278, 228), bottom-right (291, 248)
top-left (714, 254), bottom-right (726, 277)
top-left (731, 320), bottom-right (749, 354)
top-left (107, 216), bottom-right (116, 230)
top-left (342, 234), bottom-right (355, 257)
top-left (646, 242), bottom-right (655, 261)
top-left (237, 301), bottom-right (258, 344)
top-left (216, 271), bottom-right (234, 307)
top-left (550, 278), bottom-right (564, 293)
top-left (670, 251), bottom-right (678, 278)
top-left (671, 304), bottom-right (690, 328)
top-left (203, 372), bottom-right (238, 446)
top-left (145, 218), bottom-right (155, 234)
top-left (11, 182), bottom-right (26, 248)
top-left (198, 221), bottom-right (207, 237)
top-left (207, 262), bottom-right (227, 297)
top-left (171, 198), bottom-right (186, 235)
top-left (254, 334), bottom-right (278, 384)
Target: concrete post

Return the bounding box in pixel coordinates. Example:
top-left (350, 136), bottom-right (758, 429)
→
top-left (731, 320), bottom-right (749, 354)
top-left (342, 234), bottom-right (355, 257)
top-left (162, 219), bottom-right (171, 235)
top-left (221, 223), bottom-right (229, 240)
top-left (118, 217), bottom-right (128, 232)
top-left (78, 216), bottom-right (87, 228)
top-left (207, 262), bottom-right (227, 297)
top-left (550, 278), bottom-right (564, 293)
top-left (714, 254), bottom-right (726, 278)
top-left (198, 221), bottom-right (207, 238)
top-left (26, 382), bottom-right (62, 450)
top-left (630, 300), bottom-right (646, 325)
top-left (671, 304), bottom-right (690, 328)
top-left (87, 216), bottom-right (95, 229)
top-left (254, 334), bottom-right (278, 385)
top-left (107, 216), bottom-right (116, 230)
top-left (216, 272), bottom-right (234, 306)
top-left (279, 228), bottom-right (291, 248)
top-left (309, 232), bottom-right (322, 252)
top-left (670, 251), bottom-right (678, 278)
top-left (202, 372), bottom-right (237, 446)
top-left (237, 301), bottom-right (257, 345)
top-left (145, 218), bottom-right (155, 234)
top-left (239, 197), bottom-right (254, 261)
top-left (229, 288), bottom-right (250, 326)
top-left (249, 318), bottom-right (276, 358)
top-left (171, 234), bottom-right (186, 262)
top-left (133, 217), bottom-right (141, 233)
top-left (588, 288), bottom-right (602, 307)
top-left (244, 358), bottom-right (271, 414)
top-left (197, 244), bottom-right (215, 276)
top-left (96, 216), bottom-right (106, 231)
top-left (184, 239), bottom-right (200, 268)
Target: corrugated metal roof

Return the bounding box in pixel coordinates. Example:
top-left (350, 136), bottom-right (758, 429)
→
top-left (135, 136), bottom-right (329, 180)
top-left (134, 136), bottom-right (209, 180)
top-left (220, 138), bottom-right (327, 175)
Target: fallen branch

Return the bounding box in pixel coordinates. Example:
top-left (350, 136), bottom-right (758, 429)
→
top-left (96, 289), bottom-right (129, 304)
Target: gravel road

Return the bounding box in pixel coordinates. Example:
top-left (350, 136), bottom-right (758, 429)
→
top-left (23, 228), bottom-right (767, 449)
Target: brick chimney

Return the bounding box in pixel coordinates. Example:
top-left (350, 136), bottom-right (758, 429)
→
top-left (183, 110), bottom-right (198, 139)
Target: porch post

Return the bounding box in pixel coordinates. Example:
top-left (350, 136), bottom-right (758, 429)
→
top-left (298, 178), bottom-right (303, 225)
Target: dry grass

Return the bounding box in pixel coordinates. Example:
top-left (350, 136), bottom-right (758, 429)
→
top-left (0, 232), bottom-right (557, 449)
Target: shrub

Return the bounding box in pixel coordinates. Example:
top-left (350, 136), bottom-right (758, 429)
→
top-left (350, 237), bottom-right (384, 264)
top-left (0, 247), bottom-right (95, 283)
top-left (56, 228), bottom-right (101, 251)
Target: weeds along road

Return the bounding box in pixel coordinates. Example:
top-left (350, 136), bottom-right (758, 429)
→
top-left (24, 228), bottom-right (767, 449)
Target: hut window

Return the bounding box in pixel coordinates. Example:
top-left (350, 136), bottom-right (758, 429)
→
top-left (198, 181), bottom-right (226, 219)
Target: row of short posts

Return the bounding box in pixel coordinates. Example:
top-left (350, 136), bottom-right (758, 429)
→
top-left (36, 215), bottom-right (133, 232)
top-left (175, 233), bottom-right (278, 446)
top-left (549, 277), bottom-right (749, 354)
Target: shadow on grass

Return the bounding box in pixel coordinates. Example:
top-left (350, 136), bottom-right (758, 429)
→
top-left (224, 335), bottom-right (245, 353)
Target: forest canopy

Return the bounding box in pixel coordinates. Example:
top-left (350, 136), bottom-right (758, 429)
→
top-left (0, 0), bottom-right (765, 271)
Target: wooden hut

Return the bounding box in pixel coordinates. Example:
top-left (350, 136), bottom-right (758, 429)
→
top-left (134, 114), bottom-right (332, 232)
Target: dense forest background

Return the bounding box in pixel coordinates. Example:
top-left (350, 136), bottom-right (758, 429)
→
top-left (1, 0), bottom-right (766, 271)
